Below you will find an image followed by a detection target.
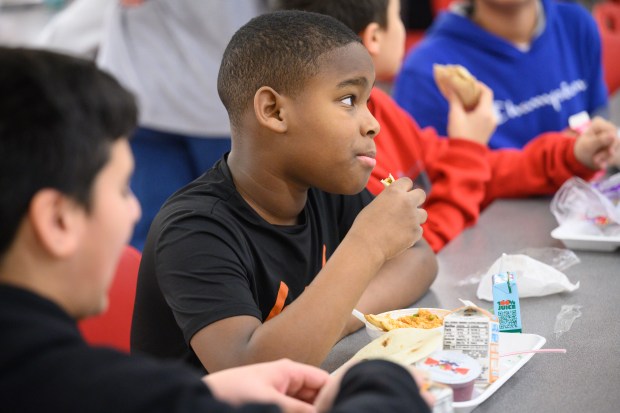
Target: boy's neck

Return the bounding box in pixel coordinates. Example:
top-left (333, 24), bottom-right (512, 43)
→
top-left (0, 246), bottom-right (70, 315)
top-left (227, 150), bottom-right (307, 226)
top-left (472, 0), bottom-right (539, 46)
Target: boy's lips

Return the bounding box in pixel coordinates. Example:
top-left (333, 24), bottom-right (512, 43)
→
top-left (357, 152), bottom-right (377, 168)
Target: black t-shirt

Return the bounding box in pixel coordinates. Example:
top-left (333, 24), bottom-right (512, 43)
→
top-left (132, 156), bottom-right (373, 369)
top-left (0, 285), bottom-right (279, 413)
top-left (0, 285), bottom-right (430, 413)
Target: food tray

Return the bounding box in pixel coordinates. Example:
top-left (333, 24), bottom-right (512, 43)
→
top-left (453, 333), bottom-right (546, 413)
top-left (551, 225), bottom-right (620, 252)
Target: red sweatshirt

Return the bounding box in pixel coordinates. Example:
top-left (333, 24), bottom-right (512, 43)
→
top-left (368, 87), bottom-right (597, 252)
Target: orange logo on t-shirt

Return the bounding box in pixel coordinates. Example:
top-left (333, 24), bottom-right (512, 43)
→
top-left (266, 281), bottom-right (289, 321)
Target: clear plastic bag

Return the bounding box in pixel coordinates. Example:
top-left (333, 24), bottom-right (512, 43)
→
top-left (554, 304), bottom-right (583, 339)
top-left (515, 247), bottom-right (580, 271)
top-left (550, 173), bottom-right (620, 236)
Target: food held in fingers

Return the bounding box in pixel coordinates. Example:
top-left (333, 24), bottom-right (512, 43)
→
top-left (433, 64), bottom-right (482, 110)
top-left (381, 173), bottom-right (396, 187)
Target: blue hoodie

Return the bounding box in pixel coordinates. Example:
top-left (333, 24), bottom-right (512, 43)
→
top-left (393, 0), bottom-right (608, 149)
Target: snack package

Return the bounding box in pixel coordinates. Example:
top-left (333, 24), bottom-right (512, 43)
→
top-left (550, 174), bottom-right (620, 237)
top-left (568, 111), bottom-right (591, 134)
top-left (492, 260), bottom-right (522, 333)
top-left (442, 305), bottom-right (499, 384)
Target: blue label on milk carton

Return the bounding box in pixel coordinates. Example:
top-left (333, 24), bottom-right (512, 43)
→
top-left (492, 271), bottom-right (522, 333)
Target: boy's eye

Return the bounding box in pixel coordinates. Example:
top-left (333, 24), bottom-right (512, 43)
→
top-left (341, 96), bottom-right (354, 106)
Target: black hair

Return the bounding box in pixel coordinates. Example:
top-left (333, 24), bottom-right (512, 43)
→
top-left (274, 0), bottom-right (389, 34)
top-left (217, 10), bottom-right (362, 128)
top-left (0, 47), bottom-right (138, 256)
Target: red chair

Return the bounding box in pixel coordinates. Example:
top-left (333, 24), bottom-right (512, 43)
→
top-left (78, 245), bottom-right (142, 353)
top-left (432, 0), bottom-right (453, 16)
top-left (593, 2), bottom-right (620, 95)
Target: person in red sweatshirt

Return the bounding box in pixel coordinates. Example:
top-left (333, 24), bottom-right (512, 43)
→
top-left (275, 0), bottom-right (619, 252)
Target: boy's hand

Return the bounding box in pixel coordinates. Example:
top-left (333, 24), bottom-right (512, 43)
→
top-left (203, 359), bottom-right (329, 413)
top-left (314, 362), bottom-right (434, 413)
top-left (574, 117), bottom-right (619, 170)
top-left (446, 81), bottom-right (497, 146)
top-left (352, 177), bottom-right (427, 262)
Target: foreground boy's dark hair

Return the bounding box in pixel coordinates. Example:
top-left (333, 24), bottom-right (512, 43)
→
top-left (217, 10), bottom-right (362, 128)
top-left (275, 0), bottom-right (389, 34)
top-left (0, 47), bottom-right (137, 256)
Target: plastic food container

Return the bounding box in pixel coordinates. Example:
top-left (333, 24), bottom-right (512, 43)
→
top-left (416, 350), bottom-right (482, 402)
top-left (365, 308), bottom-right (451, 339)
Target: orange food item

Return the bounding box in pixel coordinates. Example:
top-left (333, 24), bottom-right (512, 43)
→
top-left (365, 309), bottom-right (445, 332)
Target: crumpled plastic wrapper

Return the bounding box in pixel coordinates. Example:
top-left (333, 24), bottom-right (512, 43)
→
top-left (554, 304), bottom-right (583, 339)
top-left (550, 173), bottom-right (620, 237)
top-left (477, 253), bottom-right (580, 301)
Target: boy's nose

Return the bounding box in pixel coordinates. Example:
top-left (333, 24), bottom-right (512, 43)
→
top-left (363, 107), bottom-right (381, 139)
top-left (132, 193), bottom-right (142, 223)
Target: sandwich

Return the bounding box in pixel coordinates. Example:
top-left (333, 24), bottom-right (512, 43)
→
top-left (433, 64), bottom-right (481, 110)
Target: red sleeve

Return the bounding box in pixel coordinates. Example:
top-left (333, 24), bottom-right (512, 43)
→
top-left (483, 132), bottom-right (598, 207)
top-left (367, 88), bottom-right (492, 252)
top-left (422, 139), bottom-right (491, 252)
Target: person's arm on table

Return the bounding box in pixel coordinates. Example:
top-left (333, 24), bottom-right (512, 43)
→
top-left (315, 360), bottom-right (433, 413)
top-left (205, 358), bottom-right (433, 413)
top-left (484, 117), bottom-right (619, 203)
top-left (341, 239), bottom-right (437, 336)
top-left (191, 179), bottom-right (427, 372)
top-left (204, 359), bottom-right (328, 413)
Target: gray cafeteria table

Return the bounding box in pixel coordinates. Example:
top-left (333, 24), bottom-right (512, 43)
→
top-left (322, 198), bottom-right (620, 412)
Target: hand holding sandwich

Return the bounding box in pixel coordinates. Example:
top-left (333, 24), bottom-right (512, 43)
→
top-left (434, 64), bottom-right (497, 146)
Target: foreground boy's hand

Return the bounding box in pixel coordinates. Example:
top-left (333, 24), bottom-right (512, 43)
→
top-left (204, 359), bottom-right (329, 413)
top-left (574, 117), bottom-right (619, 170)
top-left (314, 362), bottom-right (434, 413)
top-left (351, 177), bottom-right (427, 261)
top-left (446, 81), bottom-right (497, 145)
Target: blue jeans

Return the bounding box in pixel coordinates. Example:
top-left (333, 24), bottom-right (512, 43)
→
top-left (129, 127), bottom-right (230, 251)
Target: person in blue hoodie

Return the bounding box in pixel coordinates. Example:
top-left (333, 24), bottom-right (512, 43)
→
top-left (393, 0), bottom-right (610, 150)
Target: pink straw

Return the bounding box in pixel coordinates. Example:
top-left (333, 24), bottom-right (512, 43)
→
top-left (500, 348), bottom-right (567, 357)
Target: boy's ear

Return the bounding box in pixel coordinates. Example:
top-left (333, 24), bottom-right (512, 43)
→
top-left (254, 86), bottom-right (288, 133)
top-left (28, 189), bottom-right (85, 258)
top-left (360, 22), bottom-right (382, 57)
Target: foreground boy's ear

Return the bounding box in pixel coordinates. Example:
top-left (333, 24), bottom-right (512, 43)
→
top-left (29, 189), bottom-right (84, 258)
top-left (360, 22), bottom-right (381, 56)
top-left (254, 86), bottom-right (288, 133)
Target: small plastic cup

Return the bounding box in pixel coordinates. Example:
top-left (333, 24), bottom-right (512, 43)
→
top-left (416, 350), bottom-right (482, 402)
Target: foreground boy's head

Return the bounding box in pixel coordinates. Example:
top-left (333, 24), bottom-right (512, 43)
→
top-left (218, 10), bottom-right (381, 194)
top-left (275, 0), bottom-right (405, 80)
top-left (0, 47), bottom-right (141, 318)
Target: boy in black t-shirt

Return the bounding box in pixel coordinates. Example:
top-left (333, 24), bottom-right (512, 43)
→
top-left (133, 10), bottom-right (437, 373)
top-left (0, 46), bottom-right (433, 413)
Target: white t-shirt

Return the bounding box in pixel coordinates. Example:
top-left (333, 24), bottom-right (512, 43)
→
top-left (97, 0), bottom-right (268, 137)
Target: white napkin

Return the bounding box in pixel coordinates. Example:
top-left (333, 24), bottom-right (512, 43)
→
top-left (477, 254), bottom-right (580, 301)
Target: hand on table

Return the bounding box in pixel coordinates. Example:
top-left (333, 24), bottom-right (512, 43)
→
top-left (574, 116), bottom-right (619, 170)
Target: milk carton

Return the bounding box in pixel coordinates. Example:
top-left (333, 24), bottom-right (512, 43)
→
top-left (493, 271), bottom-right (522, 333)
top-left (442, 305), bottom-right (499, 384)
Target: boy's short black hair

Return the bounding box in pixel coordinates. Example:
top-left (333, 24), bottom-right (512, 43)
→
top-left (0, 47), bottom-right (137, 256)
top-left (274, 0), bottom-right (389, 34)
top-left (217, 10), bottom-right (362, 128)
